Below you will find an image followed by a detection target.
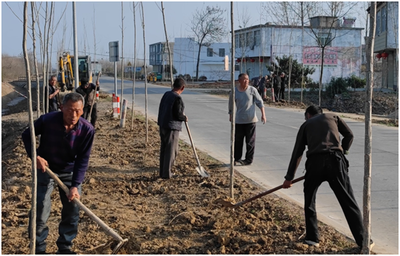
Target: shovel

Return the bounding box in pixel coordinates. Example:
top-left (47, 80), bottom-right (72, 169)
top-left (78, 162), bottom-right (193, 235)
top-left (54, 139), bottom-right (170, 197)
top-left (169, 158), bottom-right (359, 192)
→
top-left (45, 167), bottom-right (128, 254)
top-left (216, 175), bottom-right (305, 208)
top-left (184, 122), bottom-right (210, 178)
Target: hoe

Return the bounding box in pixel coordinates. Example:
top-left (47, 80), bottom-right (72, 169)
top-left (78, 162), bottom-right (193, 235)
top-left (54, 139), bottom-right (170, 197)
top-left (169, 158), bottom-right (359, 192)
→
top-left (216, 176), bottom-right (305, 208)
top-left (45, 167), bottom-right (128, 254)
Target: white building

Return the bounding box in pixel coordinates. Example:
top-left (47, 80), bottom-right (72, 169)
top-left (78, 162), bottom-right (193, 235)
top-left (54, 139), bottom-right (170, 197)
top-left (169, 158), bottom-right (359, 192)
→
top-left (368, 2), bottom-right (398, 91)
top-left (234, 16), bottom-right (364, 84)
top-left (173, 38), bottom-right (231, 81)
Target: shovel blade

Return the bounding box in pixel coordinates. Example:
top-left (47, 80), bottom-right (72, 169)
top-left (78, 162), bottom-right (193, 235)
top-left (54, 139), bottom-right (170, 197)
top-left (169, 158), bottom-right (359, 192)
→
top-left (196, 166), bottom-right (210, 178)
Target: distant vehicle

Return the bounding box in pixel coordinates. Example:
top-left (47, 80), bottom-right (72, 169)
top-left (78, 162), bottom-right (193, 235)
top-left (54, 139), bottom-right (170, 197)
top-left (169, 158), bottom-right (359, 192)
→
top-left (147, 72), bottom-right (162, 83)
top-left (58, 52), bottom-right (93, 91)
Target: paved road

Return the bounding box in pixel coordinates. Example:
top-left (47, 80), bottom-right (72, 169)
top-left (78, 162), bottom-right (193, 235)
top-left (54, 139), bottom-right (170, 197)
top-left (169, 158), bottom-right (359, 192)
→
top-left (100, 77), bottom-right (398, 254)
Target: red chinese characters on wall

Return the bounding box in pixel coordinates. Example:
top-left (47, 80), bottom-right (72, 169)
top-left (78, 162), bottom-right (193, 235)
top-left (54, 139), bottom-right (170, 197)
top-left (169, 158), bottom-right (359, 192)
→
top-left (303, 47), bottom-right (338, 65)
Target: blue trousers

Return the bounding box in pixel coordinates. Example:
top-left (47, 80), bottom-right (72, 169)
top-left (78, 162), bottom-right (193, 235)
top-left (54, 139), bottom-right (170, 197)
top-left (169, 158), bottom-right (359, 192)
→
top-left (29, 170), bottom-right (81, 253)
top-left (304, 151), bottom-right (364, 246)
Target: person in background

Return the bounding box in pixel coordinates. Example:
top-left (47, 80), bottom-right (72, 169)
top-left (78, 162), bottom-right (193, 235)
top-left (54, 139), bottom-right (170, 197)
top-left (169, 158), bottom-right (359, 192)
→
top-left (157, 77), bottom-right (188, 179)
top-left (76, 77), bottom-right (100, 128)
top-left (46, 75), bottom-right (60, 112)
top-left (229, 73), bottom-right (266, 166)
top-left (282, 105), bottom-right (373, 250)
top-left (272, 72), bottom-right (281, 102)
top-left (22, 92), bottom-right (95, 254)
top-left (279, 72), bottom-right (286, 101)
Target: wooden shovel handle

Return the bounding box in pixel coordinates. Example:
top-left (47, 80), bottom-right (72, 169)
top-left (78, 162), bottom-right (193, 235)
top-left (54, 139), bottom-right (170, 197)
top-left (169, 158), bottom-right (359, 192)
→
top-left (235, 175), bottom-right (305, 207)
top-left (44, 167), bottom-right (124, 242)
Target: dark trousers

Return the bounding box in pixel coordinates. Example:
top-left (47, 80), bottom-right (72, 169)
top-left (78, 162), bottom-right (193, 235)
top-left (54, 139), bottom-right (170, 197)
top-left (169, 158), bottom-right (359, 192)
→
top-left (234, 123), bottom-right (256, 163)
top-left (304, 152), bottom-right (364, 246)
top-left (83, 104), bottom-right (97, 127)
top-left (159, 128), bottom-right (179, 179)
top-left (29, 171), bottom-right (81, 253)
top-left (279, 86), bottom-right (285, 100)
top-left (273, 86), bottom-right (280, 101)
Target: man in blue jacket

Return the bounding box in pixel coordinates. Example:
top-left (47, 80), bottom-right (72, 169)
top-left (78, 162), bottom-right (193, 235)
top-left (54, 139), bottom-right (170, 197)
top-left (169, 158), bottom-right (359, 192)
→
top-left (22, 92), bottom-right (95, 254)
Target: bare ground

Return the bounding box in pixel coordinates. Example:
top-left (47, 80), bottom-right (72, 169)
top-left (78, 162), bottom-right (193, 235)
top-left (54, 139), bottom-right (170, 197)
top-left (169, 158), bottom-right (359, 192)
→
top-left (2, 80), bottom-right (395, 254)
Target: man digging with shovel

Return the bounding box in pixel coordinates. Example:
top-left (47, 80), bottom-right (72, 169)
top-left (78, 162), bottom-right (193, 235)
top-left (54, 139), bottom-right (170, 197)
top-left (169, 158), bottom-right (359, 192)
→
top-left (282, 105), bottom-right (373, 252)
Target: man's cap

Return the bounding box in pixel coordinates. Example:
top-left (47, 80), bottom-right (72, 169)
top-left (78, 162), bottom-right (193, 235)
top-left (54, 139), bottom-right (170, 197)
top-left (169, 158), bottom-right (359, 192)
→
top-left (80, 77), bottom-right (88, 84)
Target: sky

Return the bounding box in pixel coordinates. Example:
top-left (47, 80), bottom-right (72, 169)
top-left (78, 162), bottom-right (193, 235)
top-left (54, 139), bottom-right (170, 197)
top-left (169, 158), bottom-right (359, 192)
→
top-left (1, 1), bottom-right (368, 67)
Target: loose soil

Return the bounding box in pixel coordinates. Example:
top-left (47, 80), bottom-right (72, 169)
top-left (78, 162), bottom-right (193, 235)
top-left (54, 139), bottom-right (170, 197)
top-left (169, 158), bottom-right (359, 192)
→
top-left (3, 79), bottom-right (395, 254)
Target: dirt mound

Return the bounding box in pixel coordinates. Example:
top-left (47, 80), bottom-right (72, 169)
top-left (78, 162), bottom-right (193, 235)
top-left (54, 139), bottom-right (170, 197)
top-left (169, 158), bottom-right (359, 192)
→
top-left (2, 94), bottom-right (366, 254)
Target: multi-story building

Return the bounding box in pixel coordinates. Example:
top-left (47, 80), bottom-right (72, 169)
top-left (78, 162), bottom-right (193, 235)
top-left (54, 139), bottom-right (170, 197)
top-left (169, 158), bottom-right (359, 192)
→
top-left (368, 2), bottom-right (398, 91)
top-left (173, 38), bottom-right (231, 81)
top-left (234, 16), bottom-right (364, 85)
top-left (149, 42), bottom-right (174, 79)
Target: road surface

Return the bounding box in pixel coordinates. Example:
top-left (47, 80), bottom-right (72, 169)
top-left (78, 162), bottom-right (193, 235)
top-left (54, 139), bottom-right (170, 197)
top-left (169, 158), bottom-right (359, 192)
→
top-left (99, 77), bottom-right (398, 254)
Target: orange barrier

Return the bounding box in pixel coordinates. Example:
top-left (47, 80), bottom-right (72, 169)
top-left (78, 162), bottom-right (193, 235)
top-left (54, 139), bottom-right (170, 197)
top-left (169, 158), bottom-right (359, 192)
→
top-left (112, 93), bottom-right (120, 118)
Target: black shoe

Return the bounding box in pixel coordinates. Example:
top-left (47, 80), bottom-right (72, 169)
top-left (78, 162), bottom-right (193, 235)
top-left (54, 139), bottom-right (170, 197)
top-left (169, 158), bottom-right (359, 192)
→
top-left (234, 160), bottom-right (245, 166)
top-left (242, 159), bottom-right (252, 166)
top-left (303, 239), bottom-right (319, 247)
top-left (56, 249), bottom-right (77, 254)
top-left (359, 240), bottom-right (375, 251)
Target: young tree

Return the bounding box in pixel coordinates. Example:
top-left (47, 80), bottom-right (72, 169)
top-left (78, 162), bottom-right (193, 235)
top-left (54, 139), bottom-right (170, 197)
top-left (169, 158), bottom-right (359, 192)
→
top-left (131, 2), bottom-right (138, 130)
top-left (190, 6), bottom-right (227, 80)
top-left (23, 3), bottom-right (37, 254)
top-left (160, 2), bottom-right (174, 87)
top-left (31, 2), bottom-right (41, 118)
top-left (362, 2), bottom-right (376, 254)
top-left (140, 2), bottom-right (149, 144)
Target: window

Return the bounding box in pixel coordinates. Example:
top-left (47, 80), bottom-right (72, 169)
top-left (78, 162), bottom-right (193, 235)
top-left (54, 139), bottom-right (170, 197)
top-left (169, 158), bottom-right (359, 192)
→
top-left (377, 9), bottom-right (381, 35)
top-left (207, 48), bottom-right (213, 57)
top-left (246, 31), bottom-right (253, 47)
top-left (377, 5), bottom-right (387, 35)
top-left (239, 34), bottom-right (245, 48)
top-left (318, 32), bottom-right (332, 46)
top-left (235, 35), bottom-right (239, 48)
top-left (254, 30), bottom-right (261, 46)
top-left (219, 48), bottom-right (225, 57)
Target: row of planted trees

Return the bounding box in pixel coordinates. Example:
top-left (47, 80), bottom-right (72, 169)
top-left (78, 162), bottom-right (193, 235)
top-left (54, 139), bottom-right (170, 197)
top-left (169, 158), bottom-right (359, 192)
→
top-left (21, 2), bottom-right (377, 254)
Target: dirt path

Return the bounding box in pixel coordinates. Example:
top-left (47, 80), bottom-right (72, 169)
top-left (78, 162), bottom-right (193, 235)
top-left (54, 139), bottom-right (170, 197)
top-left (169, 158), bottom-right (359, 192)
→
top-left (1, 92), bottom-right (369, 254)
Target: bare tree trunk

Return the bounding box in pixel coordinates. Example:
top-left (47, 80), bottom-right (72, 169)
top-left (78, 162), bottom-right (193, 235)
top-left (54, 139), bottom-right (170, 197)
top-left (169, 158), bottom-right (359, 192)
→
top-left (121, 2), bottom-right (124, 113)
top-left (131, 2), bottom-right (137, 130)
top-left (42, 2), bottom-right (49, 113)
top-left (318, 47), bottom-right (325, 106)
top-left (31, 2), bottom-right (41, 118)
top-left (73, 2), bottom-right (79, 89)
top-left (161, 2), bottom-right (174, 88)
top-left (229, 2), bottom-right (235, 199)
top-left (195, 42), bottom-right (202, 81)
top-left (23, 3), bottom-right (37, 254)
top-left (288, 55), bottom-right (292, 101)
top-left (361, 2), bottom-right (376, 254)
top-left (140, 2), bottom-right (148, 144)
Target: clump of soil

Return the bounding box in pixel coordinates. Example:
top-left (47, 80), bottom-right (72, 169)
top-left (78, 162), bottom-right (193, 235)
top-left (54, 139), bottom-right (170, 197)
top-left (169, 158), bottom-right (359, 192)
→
top-left (2, 92), bottom-right (366, 254)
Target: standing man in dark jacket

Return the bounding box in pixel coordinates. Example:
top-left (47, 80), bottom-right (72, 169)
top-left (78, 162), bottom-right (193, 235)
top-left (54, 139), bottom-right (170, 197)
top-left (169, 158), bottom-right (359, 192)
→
top-left (272, 72), bottom-right (281, 102)
top-left (157, 78), bottom-right (188, 179)
top-left (76, 77), bottom-right (100, 128)
top-left (279, 72), bottom-right (286, 101)
top-left (282, 105), bottom-right (370, 250)
top-left (46, 75), bottom-right (60, 112)
top-left (22, 92), bottom-right (95, 254)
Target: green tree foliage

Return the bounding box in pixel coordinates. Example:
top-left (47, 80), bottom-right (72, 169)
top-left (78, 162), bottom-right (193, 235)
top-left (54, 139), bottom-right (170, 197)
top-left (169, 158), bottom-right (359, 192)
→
top-left (325, 75), bottom-right (366, 99)
top-left (266, 55), bottom-right (315, 88)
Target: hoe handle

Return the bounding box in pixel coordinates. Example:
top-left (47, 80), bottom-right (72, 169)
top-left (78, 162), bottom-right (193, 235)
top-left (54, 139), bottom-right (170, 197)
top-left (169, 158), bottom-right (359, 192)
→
top-left (235, 176), bottom-right (305, 207)
top-left (45, 167), bottom-right (124, 242)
